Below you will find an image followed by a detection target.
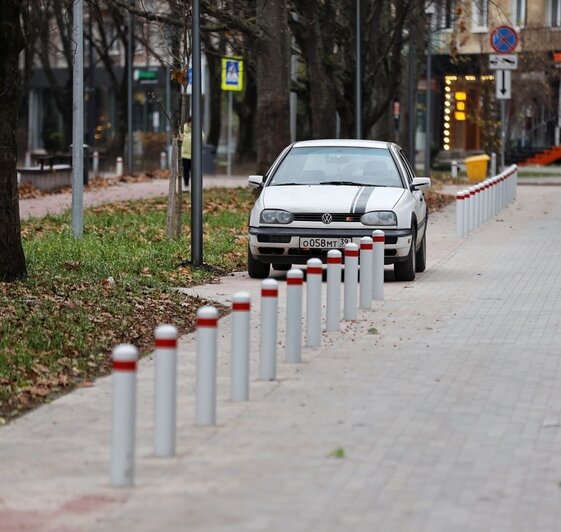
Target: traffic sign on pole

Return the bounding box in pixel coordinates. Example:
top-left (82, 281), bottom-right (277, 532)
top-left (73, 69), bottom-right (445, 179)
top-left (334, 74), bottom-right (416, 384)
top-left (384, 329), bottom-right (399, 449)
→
top-left (489, 54), bottom-right (518, 70)
top-left (496, 70), bottom-right (512, 100)
top-left (221, 57), bottom-right (244, 92)
top-left (490, 26), bottom-right (518, 54)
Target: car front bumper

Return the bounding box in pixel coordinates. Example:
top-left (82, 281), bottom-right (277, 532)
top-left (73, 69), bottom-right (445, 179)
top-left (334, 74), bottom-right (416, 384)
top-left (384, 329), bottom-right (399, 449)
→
top-left (248, 226), bottom-right (413, 265)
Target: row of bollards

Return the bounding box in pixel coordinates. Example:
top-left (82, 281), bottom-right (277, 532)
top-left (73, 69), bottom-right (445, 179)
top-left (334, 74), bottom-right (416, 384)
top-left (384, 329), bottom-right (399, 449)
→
top-left (110, 230), bottom-right (386, 487)
top-left (456, 165), bottom-right (518, 238)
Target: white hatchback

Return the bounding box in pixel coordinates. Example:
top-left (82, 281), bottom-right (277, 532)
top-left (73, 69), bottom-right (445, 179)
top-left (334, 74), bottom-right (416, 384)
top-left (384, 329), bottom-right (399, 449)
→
top-left (247, 139), bottom-right (430, 281)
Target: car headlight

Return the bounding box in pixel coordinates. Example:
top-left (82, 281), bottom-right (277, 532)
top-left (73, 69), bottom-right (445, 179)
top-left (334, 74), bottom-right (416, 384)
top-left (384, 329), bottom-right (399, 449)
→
top-left (360, 211), bottom-right (397, 226)
top-left (260, 209), bottom-right (294, 224)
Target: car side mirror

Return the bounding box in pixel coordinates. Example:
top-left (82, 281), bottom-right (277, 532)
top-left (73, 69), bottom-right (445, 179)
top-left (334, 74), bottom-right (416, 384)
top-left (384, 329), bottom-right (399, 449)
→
top-left (248, 175), bottom-right (264, 189)
top-left (411, 177), bottom-right (431, 190)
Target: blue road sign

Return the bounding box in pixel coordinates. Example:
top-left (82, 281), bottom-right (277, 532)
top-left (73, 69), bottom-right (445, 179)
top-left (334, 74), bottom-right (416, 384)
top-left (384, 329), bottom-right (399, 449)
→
top-left (490, 25), bottom-right (518, 54)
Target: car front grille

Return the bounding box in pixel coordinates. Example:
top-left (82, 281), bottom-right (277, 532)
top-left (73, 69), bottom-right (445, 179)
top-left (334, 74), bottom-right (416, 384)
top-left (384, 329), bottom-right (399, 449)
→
top-left (293, 213), bottom-right (362, 222)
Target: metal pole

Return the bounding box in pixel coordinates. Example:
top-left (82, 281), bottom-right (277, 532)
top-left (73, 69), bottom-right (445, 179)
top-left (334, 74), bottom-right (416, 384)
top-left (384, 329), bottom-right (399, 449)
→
top-left (424, 14), bottom-right (432, 177)
top-left (500, 99), bottom-right (506, 171)
top-left (71, 0), bottom-right (84, 239)
top-left (227, 91), bottom-right (232, 176)
top-left (408, 24), bottom-right (416, 166)
top-left (355, 0), bottom-right (361, 139)
top-left (191, 0), bottom-right (203, 266)
top-left (127, 1), bottom-right (134, 174)
top-left (290, 49), bottom-right (297, 142)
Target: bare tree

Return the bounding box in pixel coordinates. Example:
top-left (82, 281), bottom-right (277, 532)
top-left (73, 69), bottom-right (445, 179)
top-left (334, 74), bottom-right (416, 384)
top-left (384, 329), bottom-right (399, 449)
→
top-left (0, 0), bottom-right (27, 281)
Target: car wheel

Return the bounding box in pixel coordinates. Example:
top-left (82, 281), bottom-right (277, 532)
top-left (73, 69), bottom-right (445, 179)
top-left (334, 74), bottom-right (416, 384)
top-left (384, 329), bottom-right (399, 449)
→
top-left (394, 228), bottom-right (416, 282)
top-left (247, 244), bottom-right (270, 279)
top-left (272, 263), bottom-right (292, 271)
top-left (415, 228), bottom-right (426, 273)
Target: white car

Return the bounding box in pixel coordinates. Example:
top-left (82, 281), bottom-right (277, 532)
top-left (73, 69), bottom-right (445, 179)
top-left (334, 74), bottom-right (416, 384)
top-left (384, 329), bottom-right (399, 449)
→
top-left (247, 139), bottom-right (430, 281)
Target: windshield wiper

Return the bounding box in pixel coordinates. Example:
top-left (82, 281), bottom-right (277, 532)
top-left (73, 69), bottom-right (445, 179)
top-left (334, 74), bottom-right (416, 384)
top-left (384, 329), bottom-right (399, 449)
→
top-left (319, 180), bottom-right (387, 187)
top-left (270, 182), bottom-right (310, 186)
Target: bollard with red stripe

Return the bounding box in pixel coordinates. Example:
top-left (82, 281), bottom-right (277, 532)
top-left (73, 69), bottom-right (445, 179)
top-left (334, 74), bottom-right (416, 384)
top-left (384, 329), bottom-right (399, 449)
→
top-left (260, 278), bottom-right (279, 380)
top-left (195, 306), bottom-right (219, 426)
top-left (344, 243), bottom-right (359, 320)
top-left (456, 190), bottom-right (466, 238)
top-left (111, 344), bottom-right (138, 487)
top-left (154, 324), bottom-right (178, 458)
top-left (326, 250), bottom-right (342, 332)
top-left (462, 189), bottom-right (470, 235)
top-left (372, 230), bottom-right (385, 301)
top-left (467, 186), bottom-right (476, 233)
top-left (286, 269), bottom-right (304, 362)
top-left (359, 236), bottom-right (373, 309)
top-left (231, 292), bottom-right (251, 401)
top-left (306, 258), bottom-right (323, 347)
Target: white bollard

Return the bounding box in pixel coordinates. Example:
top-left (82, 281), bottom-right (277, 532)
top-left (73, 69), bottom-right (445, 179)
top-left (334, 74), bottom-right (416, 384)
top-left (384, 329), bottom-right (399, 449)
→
top-left (451, 159), bottom-right (458, 178)
top-left (160, 150), bottom-right (167, 170)
top-left (154, 324), bottom-right (178, 458)
top-left (462, 189), bottom-right (470, 236)
top-left (476, 183), bottom-right (484, 228)
top-left (231, 292), bottom-right (251, 401)
top-left (359, 237), bottom-right (373, 309)
top-left (111, 344), bottom-right (138, 487)
top-left (285, 269), bottom-right (304, 362)
top-left (116, 156), bottom-right (124, 177)
top-left (344, 243), bottom-right (359, 320)
top-left (195, 306), bottom-right (219, 426)
top-left (456, 190), bottom-right (466, 238)
top-left (24, 151), bottom-right (31, 167)
top-left (306, 258), bottom-right (323, 347)
top-left (326, 250), bottom-right (342, 332)
top-left (467, 186), bottom-right (476, 233)
top-left (491, 152), bottom-right (497, 176)
top-left (260, 279), bottom-right (278, 380)
top-left (93, 150), bottom-right (99, 176)
top-left (482, 181), bottom-right (490, 222)
top-left (372, 230), bottom-right (385, 301)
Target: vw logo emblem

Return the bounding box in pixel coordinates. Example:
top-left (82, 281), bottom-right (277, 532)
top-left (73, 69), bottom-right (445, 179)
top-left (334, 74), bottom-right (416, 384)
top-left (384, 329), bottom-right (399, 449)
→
top-left (321, 213), bottom-right (333, 224)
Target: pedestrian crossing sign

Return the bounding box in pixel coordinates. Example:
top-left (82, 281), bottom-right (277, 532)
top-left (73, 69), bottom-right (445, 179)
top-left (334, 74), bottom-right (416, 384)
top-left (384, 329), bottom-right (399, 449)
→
top-left (221, 57), bottom-right (244, 92)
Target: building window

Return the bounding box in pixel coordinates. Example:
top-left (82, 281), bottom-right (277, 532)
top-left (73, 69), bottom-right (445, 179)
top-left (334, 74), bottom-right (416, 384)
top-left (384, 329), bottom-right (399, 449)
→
top-left (471, 0), bottom-right (488, 32)
top-left (551, 0), bottom-right (561, 27)
top-left (512, 0), bottom-right (526, 27)
top-left (435, 0), bottom-right (454, 30)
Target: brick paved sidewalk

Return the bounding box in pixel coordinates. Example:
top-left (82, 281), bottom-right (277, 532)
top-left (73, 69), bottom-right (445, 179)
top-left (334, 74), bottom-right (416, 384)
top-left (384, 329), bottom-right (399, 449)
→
top-left (2, 186), bottom-right (561, 531)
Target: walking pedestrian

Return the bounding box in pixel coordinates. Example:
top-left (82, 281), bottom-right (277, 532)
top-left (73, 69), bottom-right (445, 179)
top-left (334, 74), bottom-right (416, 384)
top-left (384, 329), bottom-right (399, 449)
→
top-left (181, 116), bottom-right (192, 188)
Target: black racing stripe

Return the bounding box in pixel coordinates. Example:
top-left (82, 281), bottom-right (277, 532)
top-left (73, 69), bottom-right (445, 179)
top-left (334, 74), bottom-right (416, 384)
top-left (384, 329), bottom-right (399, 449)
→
top-left (353, 186), bottom-right (375, 214)
top-left (350, 186), bottom-right (363, 213)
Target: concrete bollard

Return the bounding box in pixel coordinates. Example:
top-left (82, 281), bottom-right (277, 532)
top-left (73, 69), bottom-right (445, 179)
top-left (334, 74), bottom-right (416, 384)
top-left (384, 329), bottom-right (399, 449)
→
top-left (491, 152), bottom-right (497, 176)
top-left (285, 269), bottom-right (304, 362)
top-left (306, 258), bottom-right (323, 347)
top-left (260, 279), bottom-right (278, 380)
top-left (326, 250), bottom-right (342, 332)
top-left (116, 156), bottom-right (124, 177)
top-left (476, 183), bottom-right (484, 229)
top-left (24, 151), bottom-right (32, 168)
top-left (372, 230), bottom-right (385, 301)
top-left (456, 190), bottom-right (466, 238)
top-left (160, 151), bottom-right (167, 170)
top-left (154, 325), bottom-right (178, 458)
top-left (344, 243), bottom-right (359, 320)
top-left (451, 159), bottom-right (458, 178)
top-left (467, 186), bottom-right (476, 233)
top-left (93, 150), bottom-right (99, 176)
top-left (195, 306), bottom-right (219, 426)
top-left (111, 344), bottom-right (138, 487)
top-left (482, 181), bottom-right (490, 222)
top-left (231, 292), bottom-right (251, 401)
top-left (359, 237), bottom-right (373, 309)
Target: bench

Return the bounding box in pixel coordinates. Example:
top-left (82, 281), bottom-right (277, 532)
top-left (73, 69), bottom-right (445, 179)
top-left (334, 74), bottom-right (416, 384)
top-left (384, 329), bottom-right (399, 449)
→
top-left (17, 164), bottom-right (73, 192)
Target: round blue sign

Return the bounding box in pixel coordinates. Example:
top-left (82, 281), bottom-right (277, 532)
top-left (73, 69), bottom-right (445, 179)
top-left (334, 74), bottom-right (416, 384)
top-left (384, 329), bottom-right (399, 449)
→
top-left (490, 25), bottom-right (518, 54)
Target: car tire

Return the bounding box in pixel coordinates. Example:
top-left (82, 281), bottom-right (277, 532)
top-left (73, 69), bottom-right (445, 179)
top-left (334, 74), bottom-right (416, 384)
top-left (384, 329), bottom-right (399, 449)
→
top-left (247, 245), bottom-right (270, 279)
top-left (415, 228), bottom-right (426, 273)
top-left (272, 263), bottom-right (292, 271)
top-left (394, 228), bottom-right (416, 282)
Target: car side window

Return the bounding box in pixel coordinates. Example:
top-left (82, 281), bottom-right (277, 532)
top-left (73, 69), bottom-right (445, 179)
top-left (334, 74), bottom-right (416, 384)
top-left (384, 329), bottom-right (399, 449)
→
top-left (397, 152), bottom-right (415, 187)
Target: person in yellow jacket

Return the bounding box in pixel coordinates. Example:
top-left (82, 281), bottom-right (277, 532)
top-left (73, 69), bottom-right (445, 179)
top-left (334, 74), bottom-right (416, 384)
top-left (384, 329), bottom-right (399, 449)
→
top-left (181, 116), bottom-right (192, 187)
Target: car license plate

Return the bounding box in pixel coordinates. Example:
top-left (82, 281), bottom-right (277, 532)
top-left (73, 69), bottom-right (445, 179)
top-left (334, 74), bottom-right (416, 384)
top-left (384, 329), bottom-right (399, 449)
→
top-left (299, 237), bottom-right (351, 249)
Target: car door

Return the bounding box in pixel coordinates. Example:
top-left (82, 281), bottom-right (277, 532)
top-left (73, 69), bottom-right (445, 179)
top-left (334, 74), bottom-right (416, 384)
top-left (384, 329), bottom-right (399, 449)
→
top-left (396, 151), bottom-right (427, 241)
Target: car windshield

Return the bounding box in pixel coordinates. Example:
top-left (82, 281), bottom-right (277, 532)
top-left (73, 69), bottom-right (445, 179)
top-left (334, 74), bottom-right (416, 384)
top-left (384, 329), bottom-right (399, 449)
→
top-left (268, 146), bottom-right (403, 188)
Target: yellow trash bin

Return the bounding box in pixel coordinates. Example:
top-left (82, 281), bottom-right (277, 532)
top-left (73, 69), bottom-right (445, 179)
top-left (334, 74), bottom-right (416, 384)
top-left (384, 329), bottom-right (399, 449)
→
top-left (464, 154), bottom-right (490, 182)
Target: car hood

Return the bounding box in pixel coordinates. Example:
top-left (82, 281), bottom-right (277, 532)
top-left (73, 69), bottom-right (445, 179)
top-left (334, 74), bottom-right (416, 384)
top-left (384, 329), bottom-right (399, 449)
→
top-left (261, 185), bottom-right (405, 213)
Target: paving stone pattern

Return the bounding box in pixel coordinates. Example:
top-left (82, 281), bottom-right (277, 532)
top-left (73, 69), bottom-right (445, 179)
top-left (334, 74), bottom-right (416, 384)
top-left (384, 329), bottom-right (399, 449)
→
top-left (2, 186), bottom-right (561, 532)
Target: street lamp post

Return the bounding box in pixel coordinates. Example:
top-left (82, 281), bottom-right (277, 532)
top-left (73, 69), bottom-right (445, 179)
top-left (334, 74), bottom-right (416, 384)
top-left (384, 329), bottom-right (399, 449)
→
top-left (425, 6), bottom-right (435, 177)
top-left (355, 0), bottom-right (361, 139)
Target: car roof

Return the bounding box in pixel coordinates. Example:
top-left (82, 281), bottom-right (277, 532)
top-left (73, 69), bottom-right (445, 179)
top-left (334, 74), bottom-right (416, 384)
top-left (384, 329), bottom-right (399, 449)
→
top-left (291, 139), bottom-right (393, 150)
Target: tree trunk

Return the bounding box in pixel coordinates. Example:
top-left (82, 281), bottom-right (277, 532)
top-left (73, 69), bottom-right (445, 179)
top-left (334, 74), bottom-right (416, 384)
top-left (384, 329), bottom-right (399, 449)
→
top-left (0, 0), bottom-right (27, 281)
top-left (255, 0), bottom-right (291, 174)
